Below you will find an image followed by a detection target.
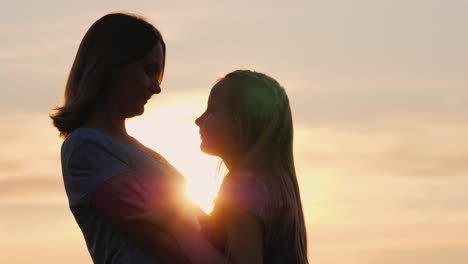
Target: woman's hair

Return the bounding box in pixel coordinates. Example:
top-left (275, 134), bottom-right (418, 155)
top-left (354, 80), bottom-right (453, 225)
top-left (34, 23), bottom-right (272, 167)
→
top-left (221, 70), bottom-right (308, 263)
top-left (50, 12), bottom-right (166, 138)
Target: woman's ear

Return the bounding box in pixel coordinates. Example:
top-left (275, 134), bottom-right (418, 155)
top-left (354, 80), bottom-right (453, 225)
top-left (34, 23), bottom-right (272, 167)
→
top-left (98, 68), bottom-right (116, 97)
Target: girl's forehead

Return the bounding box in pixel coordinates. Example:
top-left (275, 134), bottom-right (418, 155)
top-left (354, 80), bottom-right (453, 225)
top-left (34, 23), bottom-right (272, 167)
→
top-left (209, 80), bottom-right (233, 101)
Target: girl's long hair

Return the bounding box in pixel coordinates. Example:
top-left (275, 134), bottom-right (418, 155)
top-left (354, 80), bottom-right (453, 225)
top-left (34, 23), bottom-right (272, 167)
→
top-left (221, 70), bottom-right (308, 263)
top-left (50, 12), bottom-right (165, 138)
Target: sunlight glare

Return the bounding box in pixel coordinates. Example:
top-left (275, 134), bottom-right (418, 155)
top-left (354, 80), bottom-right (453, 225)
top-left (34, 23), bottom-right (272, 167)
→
top-left (127, 101), bottom-right (222, 213)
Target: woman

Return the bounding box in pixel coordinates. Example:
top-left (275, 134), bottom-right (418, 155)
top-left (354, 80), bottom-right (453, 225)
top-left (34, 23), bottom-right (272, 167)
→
top-left (51, 12), bottom-right (190, 264)
top-left (124, 70), bottom-right (309, 263)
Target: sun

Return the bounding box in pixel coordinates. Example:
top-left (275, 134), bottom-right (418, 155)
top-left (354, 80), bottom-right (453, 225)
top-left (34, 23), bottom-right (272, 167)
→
top-left (127, 100), bottom-right (222, 213)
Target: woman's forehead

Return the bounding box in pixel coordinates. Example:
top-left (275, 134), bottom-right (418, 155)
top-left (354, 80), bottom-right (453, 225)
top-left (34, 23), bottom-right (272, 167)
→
top-left (143, 42), bottom-right (164, 64)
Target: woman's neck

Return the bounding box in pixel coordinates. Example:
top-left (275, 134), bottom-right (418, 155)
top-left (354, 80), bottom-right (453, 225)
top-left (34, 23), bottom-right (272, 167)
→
top-left (83, 104), bottom-right (128, 141)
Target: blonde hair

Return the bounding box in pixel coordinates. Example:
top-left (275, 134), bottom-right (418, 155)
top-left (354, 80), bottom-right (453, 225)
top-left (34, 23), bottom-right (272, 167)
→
top-left (221, 70), bottom-right (308, 263)
top-left (50, 12), bottom-right (166, 138)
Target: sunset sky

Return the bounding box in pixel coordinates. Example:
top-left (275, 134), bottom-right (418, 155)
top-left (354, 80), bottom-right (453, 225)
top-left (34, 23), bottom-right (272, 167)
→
top-left (1, 0), bottom-right (468, 263)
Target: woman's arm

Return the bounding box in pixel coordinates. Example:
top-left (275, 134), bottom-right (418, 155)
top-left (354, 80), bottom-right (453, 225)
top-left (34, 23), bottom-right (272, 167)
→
top-left (121, 175), bottom-right (264, 264)
top-left (92, 172), bottom-right (190, 264)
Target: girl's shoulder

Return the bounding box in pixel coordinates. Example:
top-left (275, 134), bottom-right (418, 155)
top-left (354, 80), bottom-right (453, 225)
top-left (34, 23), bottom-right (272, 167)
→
top-left (221, 170), bottom-right (269, 199)
top-left (217, 170), bottom-right (271, 221)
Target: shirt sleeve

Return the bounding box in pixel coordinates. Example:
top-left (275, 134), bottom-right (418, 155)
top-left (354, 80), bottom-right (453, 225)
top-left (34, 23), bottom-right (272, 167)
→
top-left (62, 140), bottom-right (131, 207)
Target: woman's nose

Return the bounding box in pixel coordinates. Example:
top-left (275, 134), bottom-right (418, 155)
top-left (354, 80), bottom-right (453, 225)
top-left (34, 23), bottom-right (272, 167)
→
top-left (152, 81), bottom-right (161, 94)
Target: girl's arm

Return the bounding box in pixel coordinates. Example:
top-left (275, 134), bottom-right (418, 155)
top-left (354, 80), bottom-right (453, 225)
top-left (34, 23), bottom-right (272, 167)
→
top-left (169, 205), bottom-right (264, 264)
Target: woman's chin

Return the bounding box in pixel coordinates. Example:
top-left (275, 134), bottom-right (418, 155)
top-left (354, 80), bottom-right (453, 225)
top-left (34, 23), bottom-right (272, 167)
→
top-left (125, 106), bottom-right (145, 118)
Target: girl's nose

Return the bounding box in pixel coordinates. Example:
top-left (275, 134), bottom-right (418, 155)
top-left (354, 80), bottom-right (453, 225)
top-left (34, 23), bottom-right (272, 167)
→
top-left (195, 114), bottom-right (203, 127)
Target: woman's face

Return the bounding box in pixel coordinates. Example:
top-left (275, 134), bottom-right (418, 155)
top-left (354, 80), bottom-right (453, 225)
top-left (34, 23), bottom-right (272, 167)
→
top-left (195, 80), bottom-right (237, 159)
top-left (110, 42), bottom-right (164, 118)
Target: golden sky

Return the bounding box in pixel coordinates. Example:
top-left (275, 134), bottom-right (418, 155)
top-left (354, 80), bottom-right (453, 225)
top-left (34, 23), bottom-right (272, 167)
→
top-left (1, 0), bottom-right (468, 263)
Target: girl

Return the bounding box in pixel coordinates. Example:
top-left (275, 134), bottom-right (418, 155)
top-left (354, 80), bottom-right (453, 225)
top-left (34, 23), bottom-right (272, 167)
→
top-left (124, 70), bottom-right (309, 263)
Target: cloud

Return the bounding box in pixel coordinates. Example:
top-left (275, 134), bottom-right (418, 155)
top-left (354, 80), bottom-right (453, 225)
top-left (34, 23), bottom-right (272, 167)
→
top-left (1, 102), bottom-right (467, 264)
top-left (309, 221), bottom-right (468, 264)
top-left (295, 122), bottom-right (468, 178)
top-left (0, 176), bottom-right (63, 197)
top-left (2, 2), bottom-right (468, 263)
top-left (367, 246), bottom-right (468, 264)
top-left (2, 0), bottom-right (467, 133)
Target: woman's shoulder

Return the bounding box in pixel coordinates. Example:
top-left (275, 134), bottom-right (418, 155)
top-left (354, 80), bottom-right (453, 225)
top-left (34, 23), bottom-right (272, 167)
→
top-left (63, 127), bottom-right (104, 143)
top-left (61, 127), bottom-right (119, 159)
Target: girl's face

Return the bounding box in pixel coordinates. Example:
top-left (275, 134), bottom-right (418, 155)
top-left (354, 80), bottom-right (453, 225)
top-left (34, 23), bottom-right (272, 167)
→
top-left (195, 80), bottom-right (237, 160)
top-left (110, 42), bottom-right (164, 118)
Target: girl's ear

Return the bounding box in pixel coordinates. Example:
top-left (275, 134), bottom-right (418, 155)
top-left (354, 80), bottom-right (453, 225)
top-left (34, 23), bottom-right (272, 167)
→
top-left (232, 115), bottom-right (244, 147)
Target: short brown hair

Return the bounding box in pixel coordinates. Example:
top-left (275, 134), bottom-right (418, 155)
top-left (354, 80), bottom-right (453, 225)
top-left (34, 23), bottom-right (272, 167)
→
top-left (50, 12), bottom-right (166, 138)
